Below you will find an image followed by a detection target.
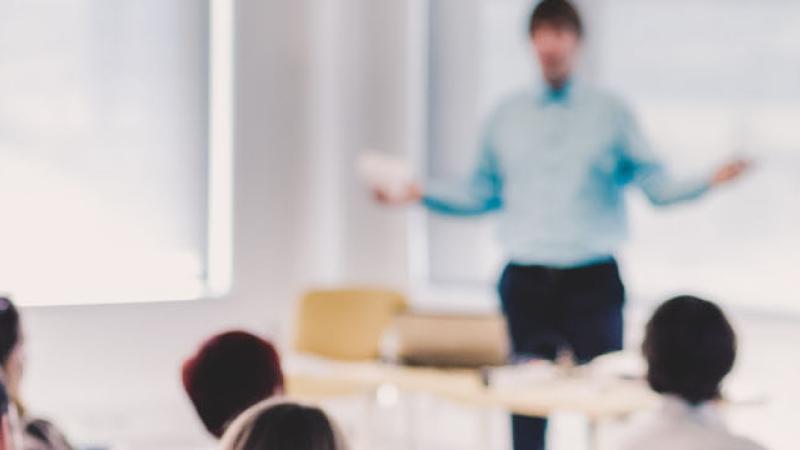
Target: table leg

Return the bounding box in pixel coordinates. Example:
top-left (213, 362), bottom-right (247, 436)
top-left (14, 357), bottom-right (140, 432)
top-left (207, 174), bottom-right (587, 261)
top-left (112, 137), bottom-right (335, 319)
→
top-left (587, 418), bottom-right (600, 450)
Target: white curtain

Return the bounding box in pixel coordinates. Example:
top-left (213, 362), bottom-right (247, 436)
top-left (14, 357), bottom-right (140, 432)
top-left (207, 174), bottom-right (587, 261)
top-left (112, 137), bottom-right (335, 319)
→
top-left (0, 0), bottom-right (209, 305)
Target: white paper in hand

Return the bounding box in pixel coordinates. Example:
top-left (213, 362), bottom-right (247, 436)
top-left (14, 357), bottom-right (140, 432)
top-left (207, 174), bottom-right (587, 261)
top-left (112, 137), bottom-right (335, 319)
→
top-left (357, 151), bottom-right (414, 199)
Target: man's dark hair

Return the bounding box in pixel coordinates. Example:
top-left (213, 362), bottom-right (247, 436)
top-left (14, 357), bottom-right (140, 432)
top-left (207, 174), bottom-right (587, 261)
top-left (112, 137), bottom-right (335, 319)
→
top-left (528, 0), bottom-right (584, 37)
top-left (643, 295), bottom-right (736, 405)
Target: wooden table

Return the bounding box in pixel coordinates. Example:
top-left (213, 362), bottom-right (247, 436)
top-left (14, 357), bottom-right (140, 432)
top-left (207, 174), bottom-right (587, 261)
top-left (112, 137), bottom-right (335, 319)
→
top-left (286, 358), bottom-right (659, 449)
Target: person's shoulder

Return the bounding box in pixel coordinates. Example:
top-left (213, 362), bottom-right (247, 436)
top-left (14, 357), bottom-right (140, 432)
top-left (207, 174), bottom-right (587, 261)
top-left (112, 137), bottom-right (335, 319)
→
top-left (482, 88), bottom-right (537, 129)
top-left (576, 82), bottom-right (632, 114)
top-left (614, 424), bottom-right (765, 450)
top-left (493, 88), bottom-right (537, 112)
top-left (615, 418), bottom-right (766, 450)
top-left (719, 433), bottom-right (768, 450)
top-left (616, 428), bottom-right (677, 450)
top-left (612, 411), bottom-right (672, 450)
top-left (610, 398), bottom-right (766, 450)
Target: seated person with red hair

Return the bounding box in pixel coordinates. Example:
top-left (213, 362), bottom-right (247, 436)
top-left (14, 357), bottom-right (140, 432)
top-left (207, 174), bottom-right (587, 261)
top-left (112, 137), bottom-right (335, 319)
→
top-left (181, 331), bottom-right (284, 439)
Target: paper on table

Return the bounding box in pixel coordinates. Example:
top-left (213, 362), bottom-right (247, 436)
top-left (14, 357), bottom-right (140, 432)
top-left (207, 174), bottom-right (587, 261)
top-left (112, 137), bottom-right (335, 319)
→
top-left (356, 151), bottom-right (415, 199)
top-left (588, 351), bottom-right (646, 380)
top-left (488, 360), bottom-right (559, 390)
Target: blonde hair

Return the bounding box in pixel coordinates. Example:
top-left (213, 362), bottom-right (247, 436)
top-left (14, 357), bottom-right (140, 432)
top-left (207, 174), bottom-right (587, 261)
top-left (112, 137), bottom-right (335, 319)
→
top-left (219, 398), bottom-right (349, 450)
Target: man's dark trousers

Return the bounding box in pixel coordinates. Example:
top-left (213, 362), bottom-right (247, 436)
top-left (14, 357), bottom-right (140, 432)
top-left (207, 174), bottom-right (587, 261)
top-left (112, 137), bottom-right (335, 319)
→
top-left (498, 259), bottom-right (625, 450)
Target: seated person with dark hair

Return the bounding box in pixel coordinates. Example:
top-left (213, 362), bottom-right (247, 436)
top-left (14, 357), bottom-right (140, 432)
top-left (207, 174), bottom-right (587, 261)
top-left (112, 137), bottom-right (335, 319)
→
top-left (181, 331), bottom-right (284, 439)
top-left (0, 297), bottom-right (72, 450)
top-left (219, 399), bottom-right (349, 450)
top-left (620, 296), bottom-right (765, 450)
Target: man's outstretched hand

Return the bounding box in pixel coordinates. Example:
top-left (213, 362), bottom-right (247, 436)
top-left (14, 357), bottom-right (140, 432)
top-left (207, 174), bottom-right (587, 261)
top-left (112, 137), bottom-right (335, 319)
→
top-left (712, 159), bottom-right (752, 187)
top-left (372, 182), bottom-right (423, 206)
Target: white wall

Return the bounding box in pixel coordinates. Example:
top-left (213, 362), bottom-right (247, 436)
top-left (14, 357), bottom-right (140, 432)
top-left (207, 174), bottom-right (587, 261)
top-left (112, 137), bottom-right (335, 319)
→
top-left (19, 0), bottom-right (414, 447)
top-left (301, 0), bottom-right (412, 288)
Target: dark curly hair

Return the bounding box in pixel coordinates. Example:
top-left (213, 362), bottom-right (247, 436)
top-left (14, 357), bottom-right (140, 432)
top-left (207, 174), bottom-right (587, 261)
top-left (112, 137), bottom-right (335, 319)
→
top-left (182, 331), bottom-right (284, 438)
top-left (643, 296), bottom-right (736, 404)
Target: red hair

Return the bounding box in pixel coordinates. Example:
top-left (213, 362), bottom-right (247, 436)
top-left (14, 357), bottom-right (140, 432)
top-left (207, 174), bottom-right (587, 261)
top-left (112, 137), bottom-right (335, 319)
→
top-left (182, 331), bottom-right (284, 438)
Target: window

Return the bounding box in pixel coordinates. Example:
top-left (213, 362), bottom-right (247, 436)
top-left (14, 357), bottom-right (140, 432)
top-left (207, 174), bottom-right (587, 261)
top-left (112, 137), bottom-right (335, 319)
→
top-left (0, 0), bottom-right (232, 306)
top-left (421, 0), bottom-right (800, 312)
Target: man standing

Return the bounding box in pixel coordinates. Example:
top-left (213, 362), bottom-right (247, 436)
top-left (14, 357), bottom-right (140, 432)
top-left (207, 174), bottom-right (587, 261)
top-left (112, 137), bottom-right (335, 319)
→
top-left (376, 1), bottom-right (748, 448)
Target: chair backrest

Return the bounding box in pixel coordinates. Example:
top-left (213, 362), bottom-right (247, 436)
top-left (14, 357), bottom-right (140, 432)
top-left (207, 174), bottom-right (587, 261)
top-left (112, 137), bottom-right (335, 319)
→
top-left (384, 313), bottom-right (509, 367)
top-left (294, 289), bottom-right (408, 361)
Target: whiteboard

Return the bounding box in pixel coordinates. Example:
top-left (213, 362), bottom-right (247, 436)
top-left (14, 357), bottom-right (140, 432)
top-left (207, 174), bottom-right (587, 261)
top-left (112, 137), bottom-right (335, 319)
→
top-left (425, 0), bottom-right (800, 312)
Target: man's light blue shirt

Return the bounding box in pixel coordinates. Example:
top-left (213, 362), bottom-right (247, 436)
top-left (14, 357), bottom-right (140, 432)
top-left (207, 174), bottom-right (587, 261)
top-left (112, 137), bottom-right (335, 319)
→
top-left (422, 81), bottom-right (712, 268)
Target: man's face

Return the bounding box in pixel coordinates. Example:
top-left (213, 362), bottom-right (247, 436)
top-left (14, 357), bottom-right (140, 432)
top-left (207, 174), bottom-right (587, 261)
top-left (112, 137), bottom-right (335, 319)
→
top-left (530, 23), bottom-right (581, 86)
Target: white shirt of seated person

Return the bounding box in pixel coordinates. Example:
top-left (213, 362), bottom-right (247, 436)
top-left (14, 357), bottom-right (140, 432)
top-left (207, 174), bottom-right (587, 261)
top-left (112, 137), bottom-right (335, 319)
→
top-left (618, 395), bottom-right (766, 450)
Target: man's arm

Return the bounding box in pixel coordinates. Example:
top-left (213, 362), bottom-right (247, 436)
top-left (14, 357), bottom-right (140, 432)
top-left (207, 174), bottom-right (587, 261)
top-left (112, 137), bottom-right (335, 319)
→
top-left (615, 102), bottom-right (748, 206)
top-left (374, 122), bottom-right (505, 215)
top-left (420, 145), bottom-right (504, 216)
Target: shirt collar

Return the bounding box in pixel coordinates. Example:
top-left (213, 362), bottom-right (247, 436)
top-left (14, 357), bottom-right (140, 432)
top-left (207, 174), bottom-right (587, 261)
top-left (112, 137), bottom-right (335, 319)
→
top-left (660, 395), bottom-right (727, 429)
top-left (535, 78), bottom-right (575, 106)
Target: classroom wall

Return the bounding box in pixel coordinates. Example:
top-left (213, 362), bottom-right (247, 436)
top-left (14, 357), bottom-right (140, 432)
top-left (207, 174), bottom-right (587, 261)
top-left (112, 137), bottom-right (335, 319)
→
top-left (19, 0), bottom-right (413, 445)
